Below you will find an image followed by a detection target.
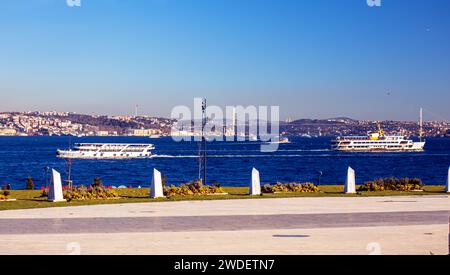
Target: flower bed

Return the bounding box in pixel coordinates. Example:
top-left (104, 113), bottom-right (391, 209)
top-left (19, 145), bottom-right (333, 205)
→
top-left (358, 177), bottom-right (423, 192)
top-left (164, 181), bottom-right (226, 197)
top-left (0, 191), bottom-right (14, 202)
top-left (262, 182), bottom-right (320, 193)
top-left (63, 185), bottom-right (119, 201)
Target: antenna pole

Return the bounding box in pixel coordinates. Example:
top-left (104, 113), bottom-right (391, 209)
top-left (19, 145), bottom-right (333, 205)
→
top-left (197, 117), bottom-right (202, 180)
top-left (67, 159), bottom-right (73, 189)
top-left (198, 142), bottom-right (202, 180)
top-left (419, 108), bottom-right (423, 142)
top-left (44, 166), bottom-right (50, 190)
top-left (202, 99), bottom-right (207, 186)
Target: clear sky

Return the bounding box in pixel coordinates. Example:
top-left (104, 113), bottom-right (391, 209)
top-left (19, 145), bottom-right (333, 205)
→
top-left (0, 0), bottom-right (449, 121)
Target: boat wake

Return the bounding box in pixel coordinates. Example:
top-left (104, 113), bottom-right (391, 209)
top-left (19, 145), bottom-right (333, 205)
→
top-left (152, 154), bottom-right (335, 158)
top-left (152, 151), bottom-right (436, 159)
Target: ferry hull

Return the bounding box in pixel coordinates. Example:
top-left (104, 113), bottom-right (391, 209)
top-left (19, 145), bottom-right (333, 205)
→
top-left (56, 154), bottom-right (153, 160)
top-left (56, 143), bottom-right (154, 160)
top-left (333, 147), bottom-right (425, 152)
top-left (332, 141), bottom-right (425, 152)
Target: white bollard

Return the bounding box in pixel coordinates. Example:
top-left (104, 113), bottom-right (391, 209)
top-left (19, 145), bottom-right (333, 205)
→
top-left (150, 168), bottom-right (165, 198)
top-left (344, 166), bottom-right (356, 194)
top-left (250, 168), bottom-right (261, 196)
top-left (48, 169), bottom-right (66, 202)
top-left (445, 166), bottom-right (450, 193)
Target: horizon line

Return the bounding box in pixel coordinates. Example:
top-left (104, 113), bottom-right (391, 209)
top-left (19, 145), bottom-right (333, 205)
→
top-left (1, 110), bottom-right (448, 123)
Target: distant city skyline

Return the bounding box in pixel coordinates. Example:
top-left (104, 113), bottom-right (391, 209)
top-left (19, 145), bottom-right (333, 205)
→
top-left (1, 0), bottom-right (450, 121)
top-left (2, 110), bottom-right (447, 123)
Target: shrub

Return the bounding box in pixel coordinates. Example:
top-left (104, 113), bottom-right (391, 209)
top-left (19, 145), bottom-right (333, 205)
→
top-left (358, 177), bottom-right (423, 192)
top-left (92, 177), bottom-right (103, 188)
top-left (0, 190), bottom-right (11, 200)
top-left (164, 180), bottom-right (225, 197)
top-left (1, 184), bottom-right (11, 190)
top-left (63, 185), bottom-right (119, 201)
top-left (262, 182), bottom-right (320, 193)
top-left (1, 190), bottom-right (11, 201)
top-left (40, 187), bottom-right (49, 197)
top-left (26, 177), bottom-right (34, 190)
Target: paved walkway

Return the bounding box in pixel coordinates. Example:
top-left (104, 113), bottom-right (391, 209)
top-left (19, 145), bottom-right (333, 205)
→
top-left (1, 211), bottom-right (449, 235)
top-left (2, 195), bottom-right (450, 219)
top-left (1, 196), bottom-right (449, 255)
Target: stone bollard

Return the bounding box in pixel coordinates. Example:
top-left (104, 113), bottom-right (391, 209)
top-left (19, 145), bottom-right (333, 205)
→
top-left (48, 169), bottom-right (66, 202)
top-left (344, 167), bottom-right (356, 194)
top-left (150, 168), bottom-right (165, 198)
top-left (250, 168), bottom-right (261, 196)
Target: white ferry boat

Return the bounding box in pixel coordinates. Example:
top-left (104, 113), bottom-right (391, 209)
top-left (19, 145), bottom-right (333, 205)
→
top-left (57, 143), bottom-right (155, 159)
top-left (331, 122), bottom-right (425, 152)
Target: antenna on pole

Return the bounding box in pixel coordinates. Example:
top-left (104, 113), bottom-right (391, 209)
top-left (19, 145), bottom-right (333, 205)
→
top-left (197, 98), bottom-right (208, 185)
top-left (66, 159), bottom-right (73, 189)
top-left (419, 107), bottom-right (423, 142)
top-left (232, 107), bottom-right (237, 141)
top-left (44, 166), bottom-right (50, 190)
top-left (65, 136), bottom-right (73, 189)
top-left (202, 98), bottom-right (207, 186)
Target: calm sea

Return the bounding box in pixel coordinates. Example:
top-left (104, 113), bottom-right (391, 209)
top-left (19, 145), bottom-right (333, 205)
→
top-left (0, 136), bottom-right (449, 189)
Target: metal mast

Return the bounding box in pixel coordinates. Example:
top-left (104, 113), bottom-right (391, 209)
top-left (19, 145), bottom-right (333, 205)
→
top-left (66, 159), bottom-right (73, 189)
top-left (202, 99), bottom-right (207, 185)
top-left (66, 137), bottom-right (73, 188)
top-left (197, 117), bottom-right (202, 180)
top-left (232, 107), bottom-right (237, 141)
top-left (197, 98), bottom-right (207, 185)
top-left (419, 107), bottom-right (423, 142)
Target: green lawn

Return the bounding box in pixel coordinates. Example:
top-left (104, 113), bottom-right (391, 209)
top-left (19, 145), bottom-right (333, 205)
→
top-left (0, 185), bottom-right (447, 211)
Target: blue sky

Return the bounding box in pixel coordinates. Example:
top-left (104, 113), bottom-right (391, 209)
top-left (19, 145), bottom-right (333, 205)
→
top-left (0, 0), bottom-right (449, 120)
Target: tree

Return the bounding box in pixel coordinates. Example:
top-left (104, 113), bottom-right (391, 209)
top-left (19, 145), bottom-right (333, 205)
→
top-left (26, 177), bottom-right (34, 190)
top-left (92, 177), bottom-right (103, 188)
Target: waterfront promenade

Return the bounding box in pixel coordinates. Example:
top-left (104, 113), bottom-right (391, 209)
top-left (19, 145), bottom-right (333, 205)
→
top-left (1, 196), bottom-right (449, 255)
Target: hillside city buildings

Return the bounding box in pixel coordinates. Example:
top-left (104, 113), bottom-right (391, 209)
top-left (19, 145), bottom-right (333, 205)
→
top-left (0, 111), bottom-right (449, 138)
